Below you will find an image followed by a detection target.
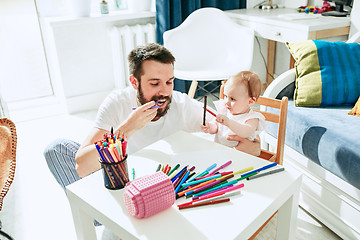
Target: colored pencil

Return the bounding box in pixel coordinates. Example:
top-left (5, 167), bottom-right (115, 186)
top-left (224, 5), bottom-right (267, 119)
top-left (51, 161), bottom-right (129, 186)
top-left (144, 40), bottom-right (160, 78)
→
top-left (177, 179), bottom-right (217, 197)
top-left (175, 170), bottom-right (190, 194)
top-left (203, 96), bottom-right (207, 125)
top-left (206, 108), bottom-right (217, 117)
top-left (187, 163), bottom-right (217, 182)
top-left (178, 198), bottom-right (230, 210)
top-left (205, 160), bottom-right (232, 177)
top-left (247, 168), bottom-right (285, 180)
top-left (156, 164), bottom-right (161, 172)
top-left (167, 164), bottom-right (180, 176)
top-left (181, 174), bottom-right (222, 188)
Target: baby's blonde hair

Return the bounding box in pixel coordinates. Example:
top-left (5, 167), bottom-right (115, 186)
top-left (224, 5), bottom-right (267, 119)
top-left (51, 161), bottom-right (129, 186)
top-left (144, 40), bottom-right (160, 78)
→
top-left (227, 71), bottom-right (262, 100)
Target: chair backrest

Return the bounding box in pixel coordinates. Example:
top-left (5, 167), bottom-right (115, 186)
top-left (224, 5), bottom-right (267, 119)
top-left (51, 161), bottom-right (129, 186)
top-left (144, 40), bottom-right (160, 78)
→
top-left (255, 96), bottom-right (288, 165)
top-left (163, 7), bottom-right (255, 81)
top-left (0, 118), bottom-right (17, 211)
top-left (220, 84), bottom-right (288, 165)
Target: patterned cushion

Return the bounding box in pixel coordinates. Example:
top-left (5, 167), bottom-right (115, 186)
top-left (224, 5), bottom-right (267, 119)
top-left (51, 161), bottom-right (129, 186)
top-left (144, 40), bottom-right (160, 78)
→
top-left (286, 40), bottom-right (360, 107)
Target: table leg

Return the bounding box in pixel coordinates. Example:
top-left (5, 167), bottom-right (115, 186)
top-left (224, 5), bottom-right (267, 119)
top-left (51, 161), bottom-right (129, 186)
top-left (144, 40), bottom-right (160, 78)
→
top-left (275, 189), bottom-right (300, 240)
top-left (67, 193), bottom-right (97, 240)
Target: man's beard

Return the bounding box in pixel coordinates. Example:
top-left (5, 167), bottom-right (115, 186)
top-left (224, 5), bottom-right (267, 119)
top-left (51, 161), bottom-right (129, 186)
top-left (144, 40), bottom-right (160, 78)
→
top-left (137, 83), bottom-right (171, 120)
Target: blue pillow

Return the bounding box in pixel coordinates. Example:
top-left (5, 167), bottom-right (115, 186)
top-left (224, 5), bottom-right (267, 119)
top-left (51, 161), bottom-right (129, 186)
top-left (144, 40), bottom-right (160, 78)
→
top-left (286, 40), bottom-right (360, 106)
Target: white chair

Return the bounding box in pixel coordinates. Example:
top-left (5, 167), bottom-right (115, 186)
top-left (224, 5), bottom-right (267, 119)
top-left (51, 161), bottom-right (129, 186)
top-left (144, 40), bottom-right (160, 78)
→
top-left (163, 7), bottom-right (255, 99)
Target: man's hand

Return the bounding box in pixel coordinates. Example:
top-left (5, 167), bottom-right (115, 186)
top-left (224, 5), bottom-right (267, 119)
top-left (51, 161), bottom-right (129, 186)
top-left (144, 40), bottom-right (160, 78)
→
top-left (116, 101), bottom-right (158, 138)
top-left (227, 134), bottom-right (261, 156)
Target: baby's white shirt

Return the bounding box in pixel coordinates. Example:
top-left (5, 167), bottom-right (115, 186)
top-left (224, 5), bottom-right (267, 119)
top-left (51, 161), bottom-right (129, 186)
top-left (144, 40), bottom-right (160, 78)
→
top-left (213, 100), bottom-right (266, 148)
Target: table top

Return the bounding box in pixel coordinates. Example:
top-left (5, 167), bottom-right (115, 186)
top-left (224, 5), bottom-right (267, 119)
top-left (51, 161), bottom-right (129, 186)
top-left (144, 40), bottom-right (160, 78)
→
top-left (67, 131), bottom-right (301, 240)
top-left (226, 8), bottom-right (350, 32)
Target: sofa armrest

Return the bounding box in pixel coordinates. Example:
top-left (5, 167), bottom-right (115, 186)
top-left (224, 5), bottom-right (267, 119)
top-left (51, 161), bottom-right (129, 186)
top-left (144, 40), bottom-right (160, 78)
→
top-left (263, 68), bottom-right (296, 99)
top-left (347, 31), bottom-right (360, 43)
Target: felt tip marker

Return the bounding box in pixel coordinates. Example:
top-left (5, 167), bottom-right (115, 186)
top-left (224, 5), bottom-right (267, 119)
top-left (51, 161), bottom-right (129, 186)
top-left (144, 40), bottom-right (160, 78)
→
top-left (132, 101), bottom-right (160, 110)
top-left (247, 168), bottom-right (285, 180)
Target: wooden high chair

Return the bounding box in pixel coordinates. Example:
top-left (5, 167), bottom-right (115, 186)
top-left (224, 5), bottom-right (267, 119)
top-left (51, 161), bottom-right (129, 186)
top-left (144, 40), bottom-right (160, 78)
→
top-left (220, 83), bottom-right (288, 165)
top-left (220, 83), bottom-right (289, 238)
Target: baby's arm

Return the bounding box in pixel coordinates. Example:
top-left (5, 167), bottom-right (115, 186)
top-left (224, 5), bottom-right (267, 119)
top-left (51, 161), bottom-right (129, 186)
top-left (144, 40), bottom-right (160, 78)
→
top-left (216, 114), bottom-right (258, 139)
top-left (201, 120), bottom-right (218, 134)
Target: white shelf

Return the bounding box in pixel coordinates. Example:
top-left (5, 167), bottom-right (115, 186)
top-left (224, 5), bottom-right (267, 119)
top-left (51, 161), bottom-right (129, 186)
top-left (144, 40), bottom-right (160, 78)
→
top-left (44, 10), bottom-right (156, 27)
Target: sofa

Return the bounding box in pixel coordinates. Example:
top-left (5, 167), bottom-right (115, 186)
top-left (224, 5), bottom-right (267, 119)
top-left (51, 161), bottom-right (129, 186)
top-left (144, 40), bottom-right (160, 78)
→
top-left (261, 32), bottom-right (360, 240)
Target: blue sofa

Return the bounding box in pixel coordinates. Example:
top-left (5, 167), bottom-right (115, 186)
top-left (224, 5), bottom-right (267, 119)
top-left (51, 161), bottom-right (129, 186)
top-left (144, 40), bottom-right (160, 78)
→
top-left (262, 33), bottom-right (360, 240)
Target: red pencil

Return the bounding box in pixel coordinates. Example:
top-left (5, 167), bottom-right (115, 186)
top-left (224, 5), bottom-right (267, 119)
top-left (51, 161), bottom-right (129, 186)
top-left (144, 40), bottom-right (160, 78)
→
top-left (178, 198), bottom-right (230, 210)
top-left (163, 164), bottom-right (169, 173)
top-left (177, 192), bottom-right (224, 207)
top-left (203, 107), bottom-right (217, 117)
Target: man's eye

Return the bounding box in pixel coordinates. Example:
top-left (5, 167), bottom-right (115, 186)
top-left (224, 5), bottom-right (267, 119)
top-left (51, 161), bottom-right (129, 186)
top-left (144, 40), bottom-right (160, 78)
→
top-left (151, 83), bottom-right (159, 86)
top-left (166, 81), bottom-right (173, 85)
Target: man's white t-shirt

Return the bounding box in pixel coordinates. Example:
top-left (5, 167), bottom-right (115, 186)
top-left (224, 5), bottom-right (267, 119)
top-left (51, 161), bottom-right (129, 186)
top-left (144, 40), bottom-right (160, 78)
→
top-left (94, 87), bottom-right (214, 154)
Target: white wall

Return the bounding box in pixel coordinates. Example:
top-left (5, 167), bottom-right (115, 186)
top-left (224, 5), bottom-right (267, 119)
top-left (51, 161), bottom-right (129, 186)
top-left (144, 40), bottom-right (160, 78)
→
top-left (42, 14), bottom-right (155, 113)
top-left (0, 0), bottom-right (53, 103)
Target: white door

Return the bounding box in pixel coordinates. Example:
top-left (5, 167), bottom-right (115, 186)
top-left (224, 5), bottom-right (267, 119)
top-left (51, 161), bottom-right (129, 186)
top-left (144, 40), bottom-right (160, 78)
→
top-left (0, 0), bottom-right (53, 104)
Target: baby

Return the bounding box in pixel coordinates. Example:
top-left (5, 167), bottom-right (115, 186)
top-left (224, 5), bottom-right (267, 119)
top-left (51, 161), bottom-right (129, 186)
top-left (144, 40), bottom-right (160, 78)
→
top-left (201, 71), bottom-right (265, 150)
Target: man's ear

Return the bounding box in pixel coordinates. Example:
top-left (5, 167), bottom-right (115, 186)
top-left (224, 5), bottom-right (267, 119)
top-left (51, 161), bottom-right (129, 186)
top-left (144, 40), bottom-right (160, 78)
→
top-left (129, 75), bottom-right (139, 90)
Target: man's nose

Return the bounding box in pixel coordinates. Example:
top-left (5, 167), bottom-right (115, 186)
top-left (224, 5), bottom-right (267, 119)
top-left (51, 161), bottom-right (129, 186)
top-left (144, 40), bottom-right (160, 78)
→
top-left (158, 83), bottom-right (171, 96)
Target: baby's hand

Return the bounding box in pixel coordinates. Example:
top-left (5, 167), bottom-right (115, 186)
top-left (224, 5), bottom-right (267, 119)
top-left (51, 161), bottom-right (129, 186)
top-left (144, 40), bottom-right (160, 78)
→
top-left (216, 114), bottom-right (229, 126)
top-left (201, 122), bottom-right (211, 133)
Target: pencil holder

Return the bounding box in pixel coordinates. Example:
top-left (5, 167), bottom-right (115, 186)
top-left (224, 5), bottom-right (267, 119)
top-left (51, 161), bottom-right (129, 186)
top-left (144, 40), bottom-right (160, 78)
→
top-left (123, 171), bottom-right (175, 219)
top-left (101, 155), bottom-right (129, 190)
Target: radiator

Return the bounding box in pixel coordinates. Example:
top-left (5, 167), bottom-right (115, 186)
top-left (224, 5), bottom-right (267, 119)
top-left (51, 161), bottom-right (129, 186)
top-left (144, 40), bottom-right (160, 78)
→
top-left (109, 23), bottom-right (156, 89)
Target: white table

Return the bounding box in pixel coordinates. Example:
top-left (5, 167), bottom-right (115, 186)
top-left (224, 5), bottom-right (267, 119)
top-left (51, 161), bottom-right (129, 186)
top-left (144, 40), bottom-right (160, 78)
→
top-left (66, 131), bottom-right (302, 240)
top-left (226, 8), bottom-right (350, 85)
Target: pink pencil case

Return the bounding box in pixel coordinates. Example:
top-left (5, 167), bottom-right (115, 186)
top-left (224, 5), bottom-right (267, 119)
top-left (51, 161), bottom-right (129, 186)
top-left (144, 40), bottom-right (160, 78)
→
top-left (123, 171), bottom-right (175, 219)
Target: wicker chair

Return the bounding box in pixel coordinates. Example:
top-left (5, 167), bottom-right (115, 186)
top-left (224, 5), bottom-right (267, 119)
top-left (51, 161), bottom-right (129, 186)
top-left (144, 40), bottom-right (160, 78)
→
top-left (0, 118), bottom-right (16, 240)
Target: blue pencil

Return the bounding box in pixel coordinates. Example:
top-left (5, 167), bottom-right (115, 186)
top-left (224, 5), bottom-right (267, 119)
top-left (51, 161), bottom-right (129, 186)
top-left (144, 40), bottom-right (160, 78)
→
top-left (241, 162), bottom-right (277, 178)
top-left (171, 165), bottom-right (187, 182)
top-left (181, 173), bottom-right (222, 188)
top-left (95, 144), bottom-right (108, 163)
top-left (187, 163), bottom-right (217, 182)
top-left (175, 170), bottom-right (190, 194)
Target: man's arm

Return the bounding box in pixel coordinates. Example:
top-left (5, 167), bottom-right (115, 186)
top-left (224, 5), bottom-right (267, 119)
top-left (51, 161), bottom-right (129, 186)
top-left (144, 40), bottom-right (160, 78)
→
top-left (75, 101), bottom-right (158, 178)
top-left (75, 128), bottom-right (107, 178)
top-left (227, 134), bottom-right (261, 156)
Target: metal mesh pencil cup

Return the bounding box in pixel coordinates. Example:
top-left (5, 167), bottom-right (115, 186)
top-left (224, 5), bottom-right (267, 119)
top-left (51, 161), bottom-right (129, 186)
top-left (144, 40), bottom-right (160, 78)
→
top-left (101, 155), bottom-right (129, 190)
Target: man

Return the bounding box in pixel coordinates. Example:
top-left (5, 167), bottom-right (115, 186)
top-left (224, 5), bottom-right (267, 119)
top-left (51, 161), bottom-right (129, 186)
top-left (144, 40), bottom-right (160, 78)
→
top-left (45, 43), bottom-right (260, 190)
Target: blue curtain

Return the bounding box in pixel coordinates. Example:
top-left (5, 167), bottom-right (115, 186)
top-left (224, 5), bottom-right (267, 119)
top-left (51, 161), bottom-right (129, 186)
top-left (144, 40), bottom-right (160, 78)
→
top-left (156, 0), bottom-right (246, 96)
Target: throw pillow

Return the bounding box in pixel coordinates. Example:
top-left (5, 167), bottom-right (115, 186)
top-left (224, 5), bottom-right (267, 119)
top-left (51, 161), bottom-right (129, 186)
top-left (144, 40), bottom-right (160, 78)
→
top-left (349, 96), bottom-right (360, 116)
top-left (286, 40), bottom-right (360, 107)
